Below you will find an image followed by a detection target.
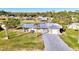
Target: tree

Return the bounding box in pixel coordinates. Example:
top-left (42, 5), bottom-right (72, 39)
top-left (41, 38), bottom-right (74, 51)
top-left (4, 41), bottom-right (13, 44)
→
top-left (4, 18), bottom-right (20, 28)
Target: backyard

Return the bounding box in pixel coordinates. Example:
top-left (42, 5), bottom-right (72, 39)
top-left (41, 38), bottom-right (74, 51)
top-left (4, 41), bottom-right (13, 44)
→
top-left (0, 29), bottom-right (44, 51)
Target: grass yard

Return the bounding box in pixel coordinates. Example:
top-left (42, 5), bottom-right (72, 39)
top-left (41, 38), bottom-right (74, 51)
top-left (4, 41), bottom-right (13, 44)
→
top-left (60, 29), bottom-right (79, 51)
top-left (0, 30), bottom-right (44, 51)
top-left (22, 20), bottom-right (40, 24)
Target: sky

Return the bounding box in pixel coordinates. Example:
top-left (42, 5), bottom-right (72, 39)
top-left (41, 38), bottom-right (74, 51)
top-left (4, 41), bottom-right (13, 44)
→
top-left (0, 8), bottom-right (79, 12)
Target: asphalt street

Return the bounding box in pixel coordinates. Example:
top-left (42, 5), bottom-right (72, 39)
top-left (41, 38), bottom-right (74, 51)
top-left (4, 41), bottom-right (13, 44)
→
top-left (42, 33), bottom-right (73, 51)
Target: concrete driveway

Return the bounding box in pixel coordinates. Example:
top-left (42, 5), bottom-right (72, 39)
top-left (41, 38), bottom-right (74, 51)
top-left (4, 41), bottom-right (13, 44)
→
top-left (42, 33), bottom-right (73, 51)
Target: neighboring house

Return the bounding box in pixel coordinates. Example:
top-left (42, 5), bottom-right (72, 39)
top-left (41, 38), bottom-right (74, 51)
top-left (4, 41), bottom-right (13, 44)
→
top-left (22, 17), bottom-right (27, 20)
top-left (8, 16), bottom-right (20, 19)
top-left (38, 16), bottom-right (52, 23)
top-left (37, 16), bottom-right (48, 23)
top-left (0, 15), bottom-right (7, 20)
top-left (26, 17), bottom-right (34, 20)
top-left (68, 23), bottom-right (79, 30)
top-left (8, 16), bottom-right (15, 18)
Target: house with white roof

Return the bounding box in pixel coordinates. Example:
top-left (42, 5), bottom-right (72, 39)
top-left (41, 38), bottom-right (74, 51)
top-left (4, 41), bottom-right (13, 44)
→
top-left (37, 16), bottom-right (48, 23)
top-left (68, 23), bottom-right (79, 30)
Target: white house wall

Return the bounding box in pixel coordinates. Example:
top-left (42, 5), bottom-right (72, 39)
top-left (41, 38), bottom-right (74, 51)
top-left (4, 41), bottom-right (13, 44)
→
top-left (52, 29), bottom-right (60, 34)
top-left (23, 28), bottom-right (60, 34)
top-left (48, 29), bottom-right (60, 34)
top-left (68, 25), bottom-right (79, 29)
top-left (37, 29), bottom-right (48, 33)
top-left (37, 29), bottom-right (42, 32)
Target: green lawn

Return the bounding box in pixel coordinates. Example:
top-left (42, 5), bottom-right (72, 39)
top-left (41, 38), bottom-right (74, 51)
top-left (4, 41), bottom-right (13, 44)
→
top-left (22, 20), bottom-right (40, 24)
top-left (60, 29), bottom-right (79, 51)
top-left (0, 30), bottom-right (44, 51)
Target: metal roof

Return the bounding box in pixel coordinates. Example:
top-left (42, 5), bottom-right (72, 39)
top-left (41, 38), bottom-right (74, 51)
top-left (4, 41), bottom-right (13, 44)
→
top-left (22, 23), bottom-right (48, 29)
top-left (68, 23), bottom-right (79, 29)
top-left (38, 23), bottom-right (48, 29)
top-left (47, 23), bottom-right (62, 29)
top-left (50, 25), bottom-right (61, 29)
top-left (22, 23), bottom-right (62, 29)
top-left (22, 24), bottom-right (35, 28)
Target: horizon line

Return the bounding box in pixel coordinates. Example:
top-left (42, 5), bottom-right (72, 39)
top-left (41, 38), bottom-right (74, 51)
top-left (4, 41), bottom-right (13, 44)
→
top-left (0, 8), bottom-right (79, 12)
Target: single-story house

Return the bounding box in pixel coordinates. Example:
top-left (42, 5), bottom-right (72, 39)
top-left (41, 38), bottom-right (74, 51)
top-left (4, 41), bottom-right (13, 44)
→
top-left (22, 23), bottom-right (63, 34)
top-left (8, 16), bottom-right (20, 19)
top-left (37, 16), bottom-right (48, 23)
top-left (68, 23), bottom-right (79, 30)
top-left (0, 15), bottom-right (7, 20)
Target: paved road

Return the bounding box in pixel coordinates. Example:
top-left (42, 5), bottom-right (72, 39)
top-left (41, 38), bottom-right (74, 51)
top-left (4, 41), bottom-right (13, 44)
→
top-left (42, 33), bottom-right (73, 51)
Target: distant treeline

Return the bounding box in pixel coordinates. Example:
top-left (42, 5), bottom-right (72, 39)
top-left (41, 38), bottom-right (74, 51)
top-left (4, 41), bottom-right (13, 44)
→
top-left (0, 10), bottom-right (79, 25)
top-left (0, 10), bottom-right (79, 17)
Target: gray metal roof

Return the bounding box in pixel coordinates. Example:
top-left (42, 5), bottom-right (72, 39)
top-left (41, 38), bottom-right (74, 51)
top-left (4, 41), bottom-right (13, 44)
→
top-left (22, 23), bottom-right (62, 29)
top-left (50, 23), bottom-right (62, 29)
top-left (22, 24), bottom-right (35, 28)
top-left (22, 23), bottom-right (48, 29)
top-left (38, 23), bottom-right (48, 29)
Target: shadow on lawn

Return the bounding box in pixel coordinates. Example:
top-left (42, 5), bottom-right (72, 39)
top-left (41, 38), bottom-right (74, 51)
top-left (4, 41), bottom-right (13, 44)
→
top-left (8, 32), bottom-right (29, 39)
top-left (8, 32), bottom-right (42, 39)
